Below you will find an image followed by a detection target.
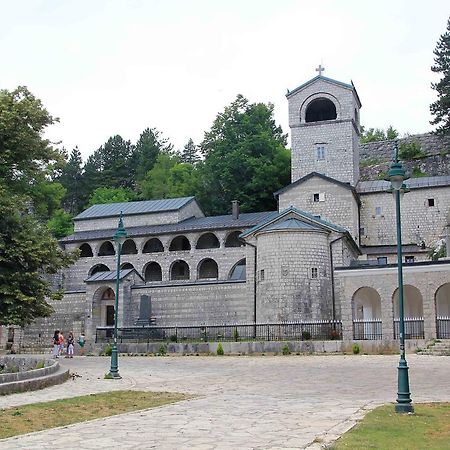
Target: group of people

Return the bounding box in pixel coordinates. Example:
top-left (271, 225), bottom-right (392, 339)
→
top-left (52, 330), bottom-right (85, 358)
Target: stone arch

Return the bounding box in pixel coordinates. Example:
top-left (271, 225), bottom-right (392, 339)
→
top-left (198, 258), bottom-right (219, 279)
top-left (98, 241), bottom-right (115, 256)
top-left (120, 262), bottom-right (134, 271)
top-left (435, 283), bottom-right (450, 317)
top-left (229, 258), bottom-right (246, 280)
top-left (121, 239), bottom-right (137, 255)
top-left (169, 235), bottom-right (191, 251)
top-left (392, 285), bottom-right (424, 318)
top-left (300, 92), bottom-right (340, 123)
top-left (89, 264), bottom-right (110, 277)
top-left (143, 238), bottom-right (164, 253)
top-left (144, 262), bottom-right (163, 282)
top-left (225, 231), bottom-right (243, 248)
top-left (352, 287), bottom-right (382, 320)
top-left (196, 232), bottom-right (220, 249)
top-left (92, 286), bottom-right (115, 329)
top-left (305, 98), bottom-right (337, 123)
top-left (170, 260), bottom-right (190, 280)
top-left (79, 243), bottom-right (93, 257)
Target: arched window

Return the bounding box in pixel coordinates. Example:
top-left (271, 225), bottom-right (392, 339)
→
top-left (144, 262), bottom-right (162, 282)
top-left (120, 262), bottom-right (135, 271)
top-left (143, 238), bottom-right (164, 253)
top-left (196, 233), bottom-right (220, 249)
top-left (305, 98), bottom-right (337, 123)
top-left (225, 231), bottom-right (243, 248)
top-left (89, 264), bottom-right (110, 276)
top-left (198, 258), bottom-right (219, 279)
top-left (79, 243), bottom-right (93, 257)
top-left (121, 239), bottom-right (137, 255)
top-left (169, 236), bottom-right (191, 251)
top-left (98, 241), bottom-right (115, 256)
top-left (229, 259), bottom-right (246, 280)
top-left (170, 260), bottom-right (190, 280)
top-left (351, 287), bottom-right (382, 340)
top-left (101, 287), bottom-right (115, 300)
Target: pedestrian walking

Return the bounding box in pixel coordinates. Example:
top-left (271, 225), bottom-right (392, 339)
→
top-left (58, 331), bottom-right (65, 357)
top-left (78, 332), bottom-right (86, 356)
top-left (67, 331), bottom-right (74, 358)
top-left (52, 330), bottom-right (60, 358)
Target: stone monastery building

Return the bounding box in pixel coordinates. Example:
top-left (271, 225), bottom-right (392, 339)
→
top-left (15, 73), bottom-right (450, 350)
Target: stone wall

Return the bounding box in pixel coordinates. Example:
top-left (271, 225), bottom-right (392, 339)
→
top-left (255, 229), bottom-right (333, 322)
top-left (278, 176), bottom-right (360, 243)
top-left (360, 185), bottom-right (450, 247)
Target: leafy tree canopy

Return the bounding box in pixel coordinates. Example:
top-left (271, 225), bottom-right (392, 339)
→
top-left (88, 186), bottom-right (137, 207)
top-left (140, 153), bottom-right (179, 199)
top-left (47, 209), bottom-right (74, 239)
top-left (179, 138), bottom-right (200, 164)
top-left (0, 87), bottom-right (78, 326)
top-left (430, 17), bottom-right (450, 135)
top-left (360, 125), bottom-right (399, 143)
top-left (197, 95), bottom-right (290, 215)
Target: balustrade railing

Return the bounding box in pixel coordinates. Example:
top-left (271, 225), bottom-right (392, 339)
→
top-left (436, 316), bottom-right (450, 339)
top-left (393, 317), bottom-right (424, 339)
top-left (352, 319), bottom-right (382, 340)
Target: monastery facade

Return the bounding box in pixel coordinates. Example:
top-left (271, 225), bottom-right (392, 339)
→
top-left (6, 74), bottom-right (450, 351)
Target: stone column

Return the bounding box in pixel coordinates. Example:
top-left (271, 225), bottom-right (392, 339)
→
top-left (423, 283), bottom-right (437, 340)
top-left (380, 287), bottom-right (394, 341)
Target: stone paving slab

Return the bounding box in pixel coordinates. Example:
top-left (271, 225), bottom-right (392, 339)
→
top-left (0, 354), bottom-right (449, 449)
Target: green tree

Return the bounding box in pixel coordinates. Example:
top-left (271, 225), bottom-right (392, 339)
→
top-left (430, 17), bottom-right (450, 135)
top-left (140, 153), bottom-right (178, 199)
top-left (360, 125), bottom-right (399, 143)
top-left (59, 147), bottom-right (83, 214)
top-left (197, 95), bottom-right (290, 215)
top-left (133, 128), bottom-right (173, 183)
top-left (167, 163), bottom-right (199, 198)
top-left (180, 138), bottom-right (200, 164)
top-left (88, 186), bottom-right (136, 207)
top-left (47, 209), bottom-right (74, 238)
top-left (0, 87), bottom-right (77, 326)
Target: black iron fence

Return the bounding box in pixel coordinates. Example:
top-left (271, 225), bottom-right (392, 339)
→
top-left (393, 318), bottom-right (424, 339)
top-left (437, 316), bottom-right (450, 339)
top-left (96, 320), bottom-right (342, 343)
top-left (352, 319), bottom-right (382, 340)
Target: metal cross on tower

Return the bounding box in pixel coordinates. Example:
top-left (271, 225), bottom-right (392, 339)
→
top-left (315, 64), bottom-right (325, 76)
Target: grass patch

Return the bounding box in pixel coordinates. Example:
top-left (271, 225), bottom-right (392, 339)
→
top-left (334, 403), bottom-right (450, 449)
top-left (0, 390), bottom-right (190, 439)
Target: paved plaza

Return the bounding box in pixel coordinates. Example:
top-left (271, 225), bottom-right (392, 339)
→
top-left (0, 354), bottom-right (449, 449)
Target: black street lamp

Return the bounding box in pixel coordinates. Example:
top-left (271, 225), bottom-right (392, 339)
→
top-left (388, 142), bottom-right (414, 414)
top-left (108, 212), bottom-right (127, 379)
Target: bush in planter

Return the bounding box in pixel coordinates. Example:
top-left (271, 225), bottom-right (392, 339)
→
top-left (233, 328), bottom-right (239, 342)
top-left (216, 342), bottom-right (224, 356)
top-left (282, 344), bottom-right (291, 355)
top-left (301, 331), bottom-right (311, 341)
top-left (104, 344), bottom-right (112, 356)
top-left (158, 344), bottom-right (167, 356)
top-left (352, 343), bottom-right (360, 355)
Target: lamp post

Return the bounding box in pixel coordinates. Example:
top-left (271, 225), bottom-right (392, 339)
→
top-left (388, 143), bottom-right (414, 414)
top-left (108, 212), bottom-right (127, 379)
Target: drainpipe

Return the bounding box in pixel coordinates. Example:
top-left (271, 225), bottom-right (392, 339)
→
top-left (240, 238), bottom-right (257, 328)
top-left (329, 234), bottom-right (345, 325)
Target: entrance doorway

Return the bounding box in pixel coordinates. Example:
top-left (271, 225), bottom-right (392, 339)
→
top-left (106, 305), bottom-right (115, 326)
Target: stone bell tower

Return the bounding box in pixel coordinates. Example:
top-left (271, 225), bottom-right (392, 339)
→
top-left (286, 66), bottom-right (362, 186)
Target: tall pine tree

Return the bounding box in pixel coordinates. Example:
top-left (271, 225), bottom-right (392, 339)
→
top-left (431, 17), bottom-right (450, 135)
top-left (59, 147), bottom-right (83, 214)
top-left (180, 138), bottom-right (200, 164)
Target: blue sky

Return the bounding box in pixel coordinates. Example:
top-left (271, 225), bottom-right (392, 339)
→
top-left (1, 0), bottom-right (448, 159)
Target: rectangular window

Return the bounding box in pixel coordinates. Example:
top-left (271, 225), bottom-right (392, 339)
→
top-left (377, 257), bottom-right (388, 265)
top-left (405, 256), bottom-right (415, 263)
top-left (311, 267), bottom-right (318, 279)
top-left (375, 206), bottom-right (382, 215)
top-left (360, 227), bottom-right (365, 236)
top-left (260, 269), bottom-right (265, 281)
top-left (313, 193), bottom-right (325, 202)
top-left (316, 145), bottom-right (326, 161)
top-left (428, 198), bottom-right (435, 207)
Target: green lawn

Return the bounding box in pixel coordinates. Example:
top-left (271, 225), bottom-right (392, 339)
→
top-left (0, 390), bottom-right (190, 439)
top-left (334, 403), bottom-right (450, 450)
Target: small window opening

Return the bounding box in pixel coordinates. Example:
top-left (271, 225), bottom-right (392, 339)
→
top-left (316, 145), bottom-right (326, 160)
top-left (311, 267), bottom-right (318, 279)
top-left (427, 198), bottom-right (435, 207)
top-left (375, 206), bottom-right (382, 215)
top-left (260, 269), bottom-right (265, 281)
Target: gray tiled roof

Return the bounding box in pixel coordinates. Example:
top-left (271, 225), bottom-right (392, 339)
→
top-left (357, 175), bottom-right (450, 194)
top-left (265, 218), bottom-right (322, 231)
top-left (74, 197), bottom-right (195, 221)
top-left (61, 211), bottom-right (278, 243)
top-left (85, 269), bottom-right (136, 282)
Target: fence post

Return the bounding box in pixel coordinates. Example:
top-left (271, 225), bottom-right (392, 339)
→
top-left (267, 324), bottom-right (270, 341)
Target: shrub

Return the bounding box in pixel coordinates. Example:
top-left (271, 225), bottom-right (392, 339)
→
top-left (35, 361), bottom-right (45, 370)
top-left (399, 141), bottom-right (426, 160)
top-left (216, 342), bottom-right (224, 356)
top-left (352, 343), bottom-right (360, 355)
top-left (301, 331), bottom-right (311, 340)
top-left (104, 344), bottom-right (112, 356)
top-left (169, 334), bottom-right (178, 342)
top-left (158, 344), bottom-right (167, 356)
top-left (412, 167), bottom-right (428, 178)
top-left (282, 344), bottom-right (291, 355)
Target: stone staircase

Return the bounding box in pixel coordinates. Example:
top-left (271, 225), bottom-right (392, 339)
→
top-left (417, 339), bottom-right (450, 356)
